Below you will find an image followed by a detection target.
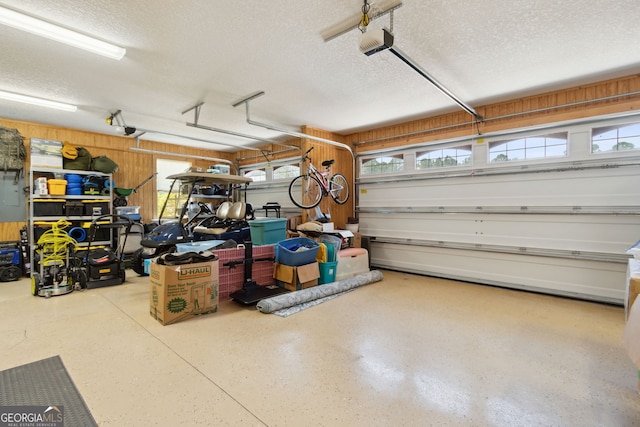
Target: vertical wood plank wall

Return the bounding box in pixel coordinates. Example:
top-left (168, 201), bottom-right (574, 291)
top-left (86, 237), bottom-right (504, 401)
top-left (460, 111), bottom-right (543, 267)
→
top-left (0, 118), bottom-right (233, 240)
top-left (346, 74), bottom-right (640, 149)
top-left (1, 73), bottom-right (639, 240)
top-left (235, 140), bottom-right (301, 167)
top-left (299, 126), bottom-right (354, 225)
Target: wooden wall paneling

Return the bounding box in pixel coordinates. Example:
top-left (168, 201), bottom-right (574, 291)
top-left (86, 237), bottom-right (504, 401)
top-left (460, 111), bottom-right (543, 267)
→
top-left (235, 138), bottom-right (302, 169)
top-left (0, 118), bottom-right (233, 239)
top-left (0, 222), bottom-right (22, 242)
top-left (348, 74), bottom-right (640, 154)
top-left (299, 126), bottom-right (354, 227)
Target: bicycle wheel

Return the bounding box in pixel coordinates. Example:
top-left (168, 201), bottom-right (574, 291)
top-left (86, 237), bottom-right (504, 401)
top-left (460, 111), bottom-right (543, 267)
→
top-left (329, 174), bottom-right (349, 205)
top-left (289, 174), bottom-right (323, 209)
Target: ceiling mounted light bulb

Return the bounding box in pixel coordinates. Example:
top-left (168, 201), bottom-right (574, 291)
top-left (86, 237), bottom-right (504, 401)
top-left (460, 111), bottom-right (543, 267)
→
top-left (0, 5), bottom-right (126, 60)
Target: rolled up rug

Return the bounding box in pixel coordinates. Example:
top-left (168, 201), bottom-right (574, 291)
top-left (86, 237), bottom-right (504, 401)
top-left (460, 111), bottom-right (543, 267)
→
top-left (256, 270), bottom-right (383, 314)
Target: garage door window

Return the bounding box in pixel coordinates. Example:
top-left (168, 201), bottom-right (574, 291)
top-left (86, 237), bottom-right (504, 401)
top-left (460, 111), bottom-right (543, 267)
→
top-left (416, 145), bottom-right (472, 169)
top-left (489, 132), bottom-right (567, 163)
top-left (244, 168), bottom-right (266, 182)
top-left (592, 122), bottom-right (640, 153)
top-left (273, 164), bottom-right (300, 180)
top-left (361, 155), bottom-right (404, 175)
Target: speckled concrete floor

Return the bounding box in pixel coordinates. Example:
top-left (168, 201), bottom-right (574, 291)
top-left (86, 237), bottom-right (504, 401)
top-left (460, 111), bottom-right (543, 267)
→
top-left (0, 269), bottom-right (638, 426)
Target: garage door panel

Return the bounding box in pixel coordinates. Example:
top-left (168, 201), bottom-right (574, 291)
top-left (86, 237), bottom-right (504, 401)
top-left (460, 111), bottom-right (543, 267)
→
top-left (358, 139), bottom-right (640, 303)
top-left (360, 213), bottom-right (639, 254)
top-left (371, 242), bottom-right (625, 303)
top-left (359, 167), bottom-right (640, 209)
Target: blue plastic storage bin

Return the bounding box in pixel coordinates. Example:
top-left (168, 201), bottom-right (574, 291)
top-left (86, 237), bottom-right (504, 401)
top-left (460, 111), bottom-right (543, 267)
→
top-left (249, 218), bottom-right (287, 245)
top-left (121, 213), bottom-right (141, 221)
top-left (276, 237), bottom-right (320, 266)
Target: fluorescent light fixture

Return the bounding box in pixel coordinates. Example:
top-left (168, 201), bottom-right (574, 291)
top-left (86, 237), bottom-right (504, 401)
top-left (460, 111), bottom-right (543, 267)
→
top-left (0, 90), bottom-right (77, 112)
top-left (0, 5), bottom-right (126, 60)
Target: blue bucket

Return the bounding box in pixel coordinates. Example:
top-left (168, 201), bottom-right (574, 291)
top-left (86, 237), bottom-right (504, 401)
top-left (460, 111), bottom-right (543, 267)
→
top-left (66, 186), bottom-right (83, 195)
top-left (64, 174), bottom-right (83, 184)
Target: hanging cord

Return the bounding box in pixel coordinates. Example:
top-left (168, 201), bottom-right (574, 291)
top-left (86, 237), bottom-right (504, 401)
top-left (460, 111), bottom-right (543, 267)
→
top-left (474, 118), bottom-right (482, 135)
top-left (359, 0), bottom-right (371, 32)
top-left (36, 219), bottom-right (78, 266)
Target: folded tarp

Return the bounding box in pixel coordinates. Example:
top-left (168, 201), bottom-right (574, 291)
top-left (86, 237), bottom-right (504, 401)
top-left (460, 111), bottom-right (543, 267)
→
top-left (256, 270), bottom-right (383, 314)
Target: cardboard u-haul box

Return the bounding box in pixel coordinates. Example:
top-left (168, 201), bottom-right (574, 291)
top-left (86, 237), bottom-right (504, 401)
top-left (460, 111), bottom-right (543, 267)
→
top-left (149, 259), bottom-right (219, 325)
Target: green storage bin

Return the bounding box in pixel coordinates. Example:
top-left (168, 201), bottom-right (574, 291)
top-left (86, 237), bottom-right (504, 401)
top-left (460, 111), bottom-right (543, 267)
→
top-left (318, 261), bottom-right (338, 285)
top-left (249, 218), bottom-right (287, 245)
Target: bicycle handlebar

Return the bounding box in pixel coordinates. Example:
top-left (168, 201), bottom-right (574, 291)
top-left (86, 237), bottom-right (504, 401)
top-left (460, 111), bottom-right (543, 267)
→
top-left (302, 146), bottom-right (314, 162)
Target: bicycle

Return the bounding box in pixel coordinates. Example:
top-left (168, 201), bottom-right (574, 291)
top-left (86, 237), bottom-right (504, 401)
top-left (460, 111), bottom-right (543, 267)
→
top-left (288, 147), bottom-right (349, 209)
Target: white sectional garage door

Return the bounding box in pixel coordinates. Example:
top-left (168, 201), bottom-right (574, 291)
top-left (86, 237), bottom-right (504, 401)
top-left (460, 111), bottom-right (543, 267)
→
top-left (357, 116), bottom-right (640, 304)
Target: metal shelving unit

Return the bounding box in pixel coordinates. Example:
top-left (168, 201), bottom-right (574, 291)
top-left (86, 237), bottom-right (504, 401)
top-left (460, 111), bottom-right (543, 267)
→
top-left (28, 167), bottom-right (113, 282)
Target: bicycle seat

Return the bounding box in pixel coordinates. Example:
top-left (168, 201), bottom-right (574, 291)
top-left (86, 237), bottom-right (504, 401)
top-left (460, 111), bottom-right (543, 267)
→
top-left (321, 159), bottom-right (335, 168)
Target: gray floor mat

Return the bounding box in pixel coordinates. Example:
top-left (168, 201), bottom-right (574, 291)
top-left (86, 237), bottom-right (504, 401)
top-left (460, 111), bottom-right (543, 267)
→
top-left (0, 355), bottom-right (97, 427)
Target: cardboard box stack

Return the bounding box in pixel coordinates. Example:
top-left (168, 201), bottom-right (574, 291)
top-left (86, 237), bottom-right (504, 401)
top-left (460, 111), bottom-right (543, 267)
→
top-left (273, 237), bottom-right (320, 291)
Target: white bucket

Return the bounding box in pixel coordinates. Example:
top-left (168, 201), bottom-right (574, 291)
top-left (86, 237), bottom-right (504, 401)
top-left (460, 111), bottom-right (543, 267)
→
top-left (345, 223), bottom-right (359, 233)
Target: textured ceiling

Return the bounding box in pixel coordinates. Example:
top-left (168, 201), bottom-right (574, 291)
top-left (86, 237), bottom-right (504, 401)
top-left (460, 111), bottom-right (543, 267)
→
top-left (0, 0), bottom-right (639, 151)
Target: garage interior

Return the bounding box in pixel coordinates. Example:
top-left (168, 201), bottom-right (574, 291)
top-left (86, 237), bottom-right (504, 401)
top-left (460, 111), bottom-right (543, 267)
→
top-left (0, 1), bottom-right (639, 425)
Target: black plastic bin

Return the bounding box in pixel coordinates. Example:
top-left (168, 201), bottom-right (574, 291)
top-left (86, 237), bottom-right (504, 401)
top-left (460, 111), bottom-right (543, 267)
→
top-left (83, 200), bottom-right (110, 216)
top-left (33, 199), bottom-right (65, 217)
top-left (65, 202), bottom-right (84, 216)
